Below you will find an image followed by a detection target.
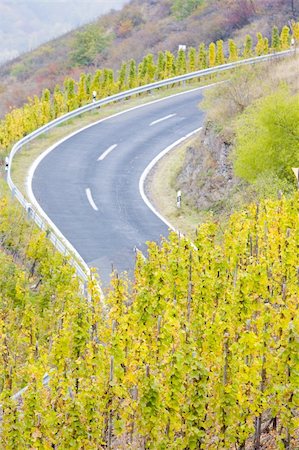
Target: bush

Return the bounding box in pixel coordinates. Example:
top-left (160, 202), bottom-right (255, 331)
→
top-left (233, 87), bottom-right (299, 183)
top-left (70, 25), bottom-right (113, 66)
top-left (249, 170), bottom-right (296, 199)
top-left (171, 0), bottom-right (203, 20)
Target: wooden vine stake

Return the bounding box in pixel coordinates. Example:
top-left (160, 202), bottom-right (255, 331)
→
top-left (107, 356), bottom-right (114, 450)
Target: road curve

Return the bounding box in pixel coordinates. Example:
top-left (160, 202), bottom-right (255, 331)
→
top-left (31, 88), bottom-right (205, 285)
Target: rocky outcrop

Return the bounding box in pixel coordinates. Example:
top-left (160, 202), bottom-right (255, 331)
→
top-left (177, 121), bottom-right (241, 213)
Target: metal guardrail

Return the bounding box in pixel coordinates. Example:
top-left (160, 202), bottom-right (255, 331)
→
top-left (8, 185), bottom-right (90, 282)
top-left (6, 49), bottom-right (295, 283)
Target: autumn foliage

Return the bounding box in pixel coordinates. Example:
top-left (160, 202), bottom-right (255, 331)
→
top-left (0, 186), bottom-right (298, 448)
top-left (0, 23), bottom-right (297, 159)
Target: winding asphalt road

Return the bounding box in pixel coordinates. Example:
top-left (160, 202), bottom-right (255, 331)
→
top-left (31, 88), bottom-right (205, 285)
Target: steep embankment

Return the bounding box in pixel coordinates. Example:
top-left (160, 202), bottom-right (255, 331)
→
top-left (174, 53), bottom-right (299, 224)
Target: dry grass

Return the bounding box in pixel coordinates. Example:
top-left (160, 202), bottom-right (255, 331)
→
top-left (270, 50), bottom-right (299, 92)
top-left (145, 135), bottom-right (209, 239)
top-left (203, 53), bottom-right (299, 131)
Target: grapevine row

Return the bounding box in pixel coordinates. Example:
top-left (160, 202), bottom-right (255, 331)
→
top-left (0, 187), bottom-right (298, 448)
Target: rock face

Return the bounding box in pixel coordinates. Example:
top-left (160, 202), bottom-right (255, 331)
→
top-left (177, 121), bottom-right (240, 213)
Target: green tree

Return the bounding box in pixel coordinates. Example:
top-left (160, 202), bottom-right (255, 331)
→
top-left (138, 53), bottom-right (156, 85)
top-left (53, 85), bottom-right (66, 118)
top-left (144, 54), bottom-right (156, 83)
top-left (243, 34), bottom-right (253, 58)
top-left (228, 39), bottom-right (238, 62)
top-left (198, 42), bottom-right (207, 69)
top-left (64, 78), bottom-right (77, 111)
top-left (156, 51), bottom-right (165, 80)
top-left (255, 32), bottom-right (266, 56)
top-left (70, 25), bottom-right (112, 66)
top-left (128, 59), bottom-right (137, 89)
top-left (40, 88), bottom-right (52, 123)
top-left (138, 57), bottom-right (147, 84)
top-left (176, 48), bottom-right (187, 75)
top-left (280, 25), bottom-right (291, 50)
top-left (118, 62), bottom-right (127, 91)
top-left (164, 50), bottom-right (176, 77)
top-left (271, 26), bottom-right (280, 51)
top-left (91, 69), bottom-right (103, 98)
top-left (171, 0), bottom-right (203, 20)
top-left (77, 73), bottom-right (88, 106)
top-left (102, 69), bottom-right (115, 96)
top-left (85, 73), bottom-right (92, 99)
top-left (187, 47), bottom-right (196, 72)
top-left (208, 42), bottom-right (216, 67)
top-left (263, 37), bottom-right (269, 54)
top-left (292, 21), bottom-right (299, 42)
top-left (233, 88), bottom-right (299, 183)
top-left (216, 40), bottom-right (225, 65)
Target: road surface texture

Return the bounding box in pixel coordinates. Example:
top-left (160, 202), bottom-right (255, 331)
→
top-left (32, 88), bottom-right (205, 286)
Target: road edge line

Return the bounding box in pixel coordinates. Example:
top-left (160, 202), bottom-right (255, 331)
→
top-left (139, 127), bottom-right (203, 233)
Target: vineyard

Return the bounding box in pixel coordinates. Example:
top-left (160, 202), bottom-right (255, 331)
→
top-left (0, 12), bottom-right (298, 449)
top-left (1, 23), bottom-right (299, 159)
top-left (0, 185), bottom-right (298, 448)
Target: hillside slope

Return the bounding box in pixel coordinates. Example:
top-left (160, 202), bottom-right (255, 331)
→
top-left (0, 0), bottom-right (128, 65)
top-left (173, 50), bottom-right (299, 227)
top-left (0, 0), bottom-right (297, 117)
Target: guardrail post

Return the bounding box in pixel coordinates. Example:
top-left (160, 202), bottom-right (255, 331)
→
top-left (26, 202), bottom-right (32, 218)
top-left (83, 281), bottom-right (89, 298)
top-left (177, 190), bottom-right (182, 209)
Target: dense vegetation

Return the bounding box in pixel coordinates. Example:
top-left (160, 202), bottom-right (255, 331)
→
top-left (0, 183), bottom-right (298, 448)
top-left (234, 87), bottom-right (299, 183)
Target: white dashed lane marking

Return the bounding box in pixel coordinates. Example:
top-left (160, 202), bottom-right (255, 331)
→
top-left (149, 114), bottom-right (176, 126)
top-left (85, 188), bottom-right (98, 211)
top-left (98, 144), bottom-right (118, 161)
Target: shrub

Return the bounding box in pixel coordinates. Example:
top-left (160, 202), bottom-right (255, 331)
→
top-left (171, 0), bottom-right (203, 20)
top-left (70, 25), bottom-right (113, 66)
top-left (233, 88), bottom-right (299, 183)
